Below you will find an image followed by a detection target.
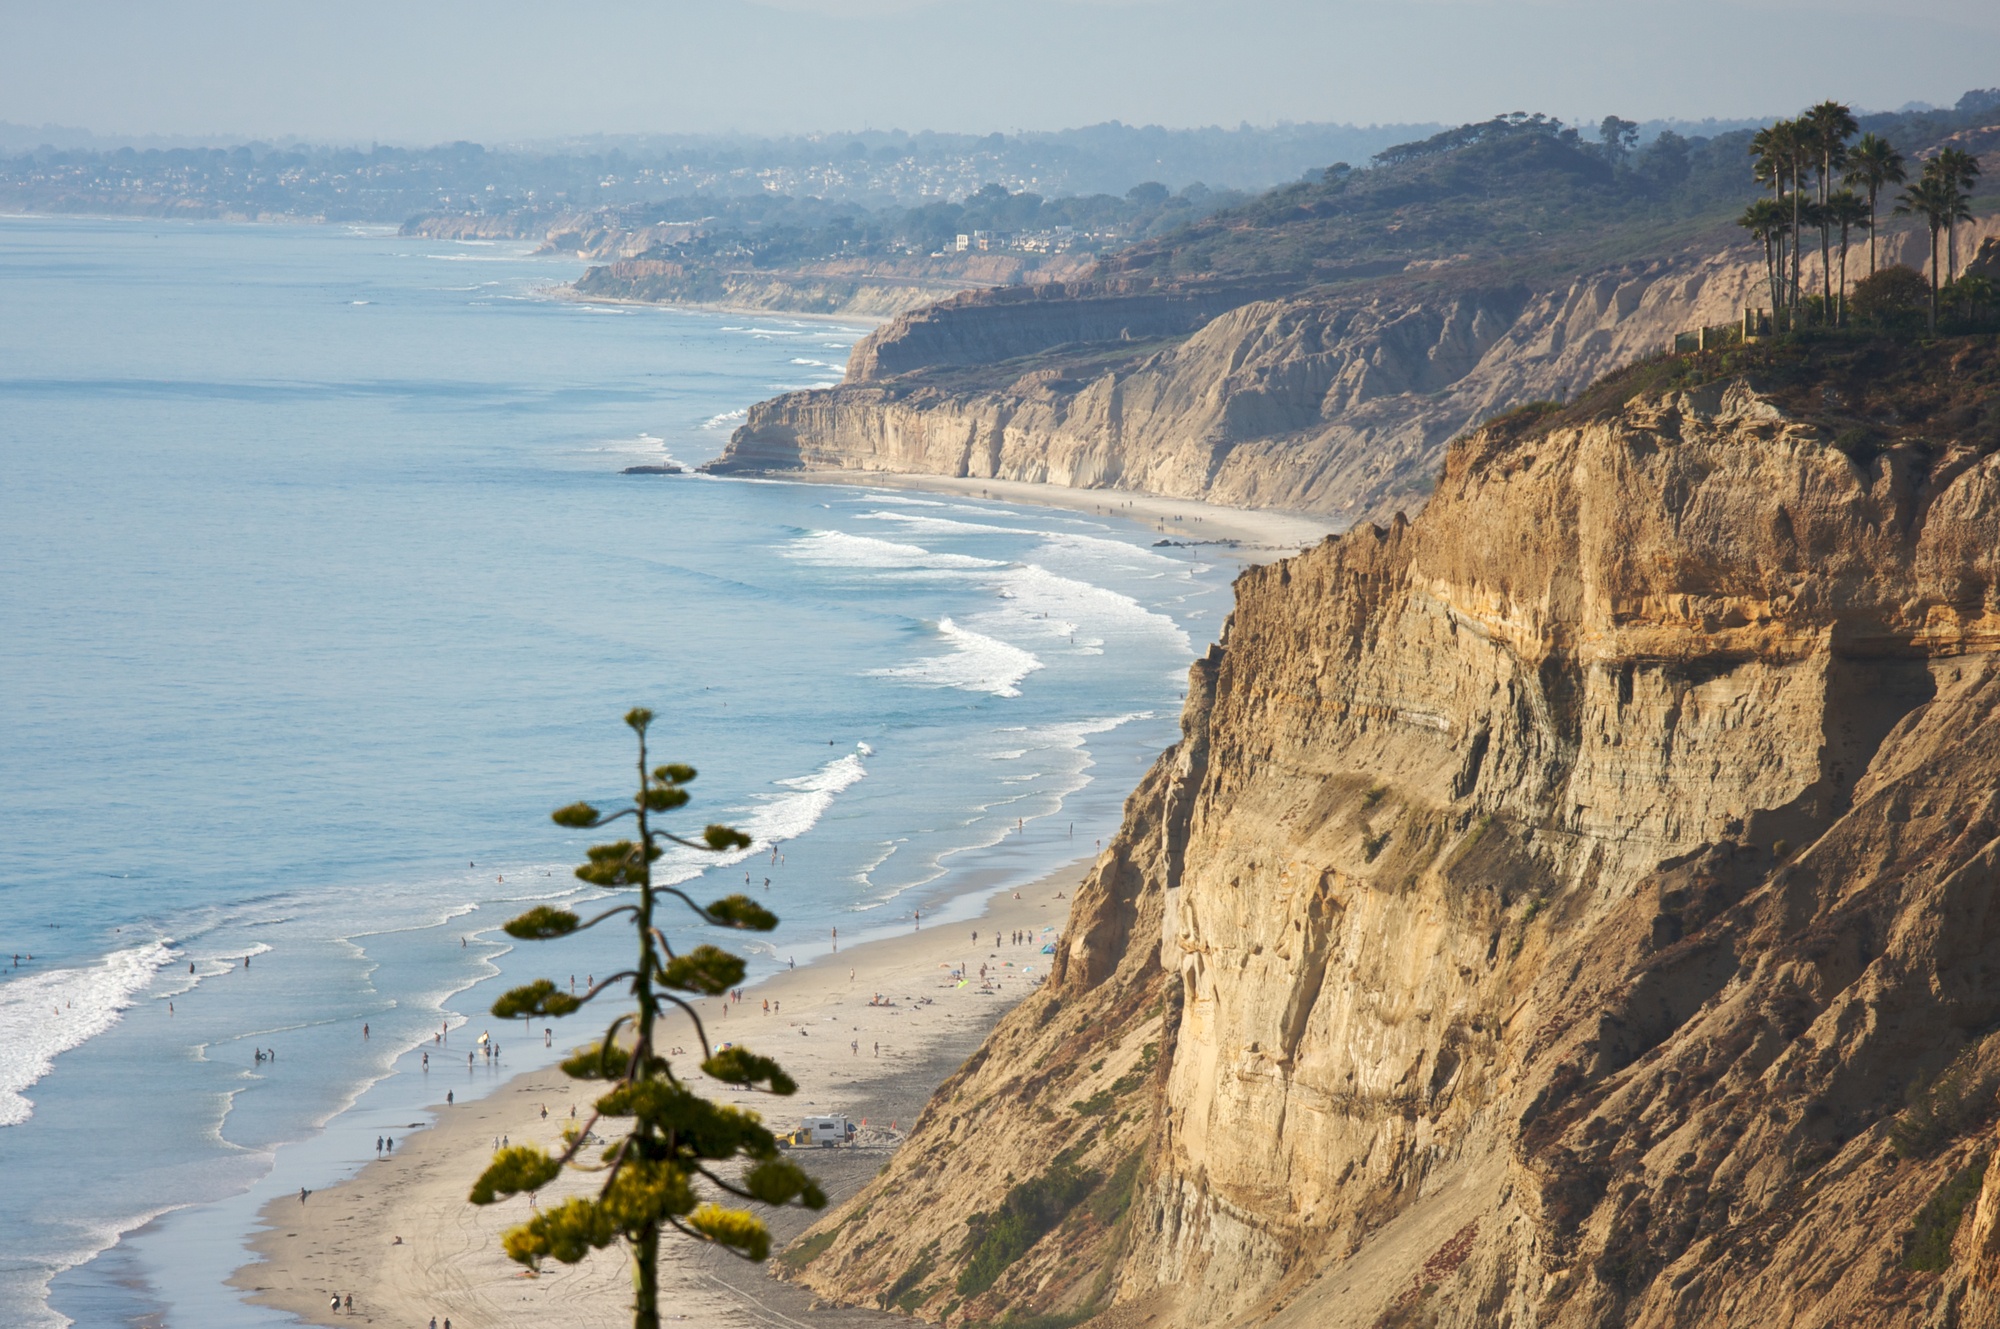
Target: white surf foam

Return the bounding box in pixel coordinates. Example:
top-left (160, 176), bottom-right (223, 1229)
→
top-left (650, 748), bottom-right (871, 884)
top-left (870, 617), bottom-right (1042, 697)
top-left (852, 493), bottom-right (948, 507)
top-left (981, 563), bottom-right (1191, 656)
top-left (0, 942), bottom-right (172, 1127)
top-left (783, 529), bottom-right (1003, 573)
top-left (741, 752), bottom-right (869, 845)
top-left (859, 510), bottom-right (1026, 538)
top-left (703, 407), bottom-right (748, 431)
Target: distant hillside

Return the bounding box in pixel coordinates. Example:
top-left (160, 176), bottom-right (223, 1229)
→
top-left (709, 92), bottom-right (2000, 521)
top-left (0, 120), bottom-right (1442, 224)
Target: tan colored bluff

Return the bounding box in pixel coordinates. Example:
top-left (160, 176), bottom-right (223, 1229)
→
top-left (781, 344), bottom-right (2000, 1327)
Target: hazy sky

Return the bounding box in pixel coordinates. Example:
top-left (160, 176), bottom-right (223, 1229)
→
top-left (2, 0), bottom-right (1995, 143)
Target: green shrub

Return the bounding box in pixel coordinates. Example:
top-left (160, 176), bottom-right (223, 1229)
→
top-left (1850, 266), bottom-right (1929, 333)
top-left (777, 1225), bottom-right (838, 1272)
top-left (886, 1247), bottom-right (937, 1310)
top-left (956, 1164), bottom-right (1099, 1297)
top-left (1087, 1150), bottom-right (1147, 1226)
top-left (1905, 1149), bottom-right (1991, 1272)
top-left (1891, 1060), bottom-right (1997, 1159)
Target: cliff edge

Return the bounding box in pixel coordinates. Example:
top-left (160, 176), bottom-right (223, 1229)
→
top-left (779, 336), bottom-right (2000, 1327)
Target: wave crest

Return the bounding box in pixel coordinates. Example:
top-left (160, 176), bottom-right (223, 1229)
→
top-left (0, 942), bottom-right (172, 1128)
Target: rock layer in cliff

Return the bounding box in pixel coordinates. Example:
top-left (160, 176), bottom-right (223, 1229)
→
top-left (779, 336), bottom-right (2000, 1328)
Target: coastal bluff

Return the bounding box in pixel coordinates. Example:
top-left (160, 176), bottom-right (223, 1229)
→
top-left (703, 220), bottom-right (2000, 527)
top-left (778, 341), bottom-right (2000, 1327)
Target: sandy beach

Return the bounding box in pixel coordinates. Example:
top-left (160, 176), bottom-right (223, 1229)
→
top-left (230, 861), bottom-right (1087, 1327)
top-left (776, 470), bottom-right (1344, 560)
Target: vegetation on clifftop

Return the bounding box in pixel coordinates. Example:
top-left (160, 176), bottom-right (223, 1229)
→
top-left (1102, 91), bottom-right (2000, 290)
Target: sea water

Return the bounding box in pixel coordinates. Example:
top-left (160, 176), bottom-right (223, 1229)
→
top-left (0, 217), bottom-right (1237, 1325)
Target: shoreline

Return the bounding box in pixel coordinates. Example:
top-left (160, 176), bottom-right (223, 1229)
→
top-left (542, 284), bottom-right (893, 327)
top-left (229, 859), bottom-right (1088, 1327)
top-left (763, 468), bottom-right (1345, 560)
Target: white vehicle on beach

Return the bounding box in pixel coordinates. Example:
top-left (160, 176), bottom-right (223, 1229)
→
top-left (784, 1115), bottom-right (855, 1148)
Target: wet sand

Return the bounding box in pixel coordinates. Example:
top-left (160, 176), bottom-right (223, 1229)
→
top-left (230, 861), bottom-right (1086, 1326)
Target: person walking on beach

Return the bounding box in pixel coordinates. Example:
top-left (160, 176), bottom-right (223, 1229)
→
top-left (446, 1091), bottom-right (453, 1106)
top-left (386, 1136), bottom-right (393, 1152)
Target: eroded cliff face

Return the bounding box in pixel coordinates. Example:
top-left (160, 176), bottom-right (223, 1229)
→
top-left (709, 220), bottom-right (2000, 525)
top-left (782, 344), bottom-right (2000, 1327)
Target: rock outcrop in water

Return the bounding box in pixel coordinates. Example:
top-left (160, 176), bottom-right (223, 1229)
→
top-left (780, 339), bottom-right (2000, 1327)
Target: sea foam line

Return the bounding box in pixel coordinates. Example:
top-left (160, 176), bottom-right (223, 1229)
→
top-left (869, 617), bottom-right (1042, 698)
top-left (783, 529), bottom-right (1003, 572)
top-left (0, 941), bottom-right (173, 1127)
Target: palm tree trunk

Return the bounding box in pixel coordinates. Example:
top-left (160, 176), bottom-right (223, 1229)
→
top-left (1838, 227), bottom-right (1850, 326)
top-left (1820, 155), bottom-right (1832, 320)
top-left (1867, 189), bottom-right (1879, 275)
top-left (1929, 225), bottom-right (1941, 334)
top-left (1800, 178), bottom-right (1816, 316)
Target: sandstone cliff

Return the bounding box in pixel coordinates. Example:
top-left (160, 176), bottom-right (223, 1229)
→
top-left (708, 219), bottom-right (2000, 524)
top-left (780, 337), bottom-right (2000, 1327)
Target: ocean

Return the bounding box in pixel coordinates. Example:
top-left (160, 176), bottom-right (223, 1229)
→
top-left (0, 216), bottom-right (1236, 1326)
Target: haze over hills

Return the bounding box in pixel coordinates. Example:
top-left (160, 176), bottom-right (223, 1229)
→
top-left (0, 120), bottom-right (1442, 221)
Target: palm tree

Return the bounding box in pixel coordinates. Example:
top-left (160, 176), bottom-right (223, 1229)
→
top-left (1739, 198), bottom-right (1790, 319)
top-left (1749, 125), bottom-right (1787, 205)
top-left (1895, 167), bottom-right (1972, 333)
top-left (1825, 190), bottom-right (1870, 324)
top-left (1844, 133), bottom-right (1905, 276)
top-left (1751, 121), bottom-right (1802, 312)
top-left (1803, 102), bottom-right (1857, 315)
top-left (1933, 147), bottom-right (1983, 281)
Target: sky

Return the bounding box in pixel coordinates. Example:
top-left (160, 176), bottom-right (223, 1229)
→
top-left (0, 0), bottom-right (1995, 144)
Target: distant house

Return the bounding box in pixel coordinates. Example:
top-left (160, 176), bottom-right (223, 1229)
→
top-left (954, 233), bottom-right (972, 252)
